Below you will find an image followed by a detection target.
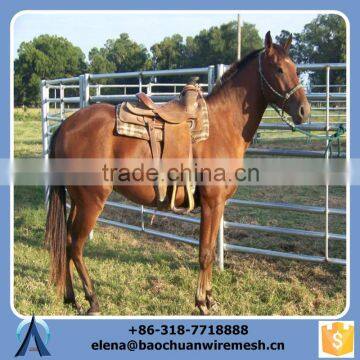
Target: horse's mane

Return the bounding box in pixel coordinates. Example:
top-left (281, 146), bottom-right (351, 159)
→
top-left (209, 48), bottom-right (263, 96)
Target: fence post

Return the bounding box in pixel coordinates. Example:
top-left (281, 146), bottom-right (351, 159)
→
top-left (216, 64), bottom-right (226, 85)
top-left (324, 65), bottom-right (331, 261)
top-left (60, 84), bottom-right (65, 120)
top-left (81, 74), bottom-right (90, 108)
top-left (217, 215), bottom-right (225, 270)
top-left (207, 65), bottom-right (215, 93)
top-left (146, 83), bottom-right (152, 96)
top-left (79, 75), bottom-right (84, 107)
top-left (80, 75), bottom-right (92, 239)
top-left (40, 80), bottom-right (50, 206)
top-left (41, 80), bottom-right (49, 158)
top-left (79, 74), bottom-right (94, 239)
top-left (139, 74), bottom-right (143, 93)
top-left (214, 64), bottom-right (227, 271)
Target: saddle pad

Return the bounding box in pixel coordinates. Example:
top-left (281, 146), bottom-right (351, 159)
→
top-left (190, 97), bottom-right (209, 143)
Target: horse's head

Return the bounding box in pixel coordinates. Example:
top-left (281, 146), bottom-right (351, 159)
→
top-left (259, 31), bottom-right (311, 124)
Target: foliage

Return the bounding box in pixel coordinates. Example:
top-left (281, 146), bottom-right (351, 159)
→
top-left (14, 15), bottom-right (346, 105)
top-left (184, 21), bottom-right (263, 67)
top-left (276, 15), bottom-right (346, 85)
top-left (14, 35), bottom-right (87, 106)
top-left (151, 34), bottom-right (187, 70)
top-left (149, 21), bottom-right (262, 84)
top-left (88, 48), bottom-right (116, 74)
top-left (88, 33), bottom-right (151, 90)
top-left (89, 33), bottom-right (151, 74)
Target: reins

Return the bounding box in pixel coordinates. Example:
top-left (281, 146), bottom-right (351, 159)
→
top-left (258, 50), bottom-right (346, 158)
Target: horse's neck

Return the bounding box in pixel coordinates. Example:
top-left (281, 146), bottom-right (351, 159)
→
top-left (206, 60), bottom-right (267, 155)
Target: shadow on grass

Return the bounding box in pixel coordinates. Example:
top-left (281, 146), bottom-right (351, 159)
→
top-left (14, 262), bottom-right (48, 280)
top-left (85, 232), bottom-right (198, 271)
top-left (18, 139), bottom-right (42, 146)
top-left (14, 186), bottom-right (45, 209)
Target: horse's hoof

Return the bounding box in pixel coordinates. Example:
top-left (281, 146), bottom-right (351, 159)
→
top-left (205, 290), bottom-right (219, 312)
top-left (86, 308), bottom-right (101, 316)
top-left (191, 305), bottom-right (209, 316)
top-left (63, 297), bottom-right (75, 305)
top-left (87, 311), bottom-right (101, 316)
top-left (64, 298), bottom-right (81, 313)
top-left (197, 304), bottom-right (209, 316)
top-left (206, 296), bottom-right (219, 312)
top-left (207, 300), bottom-right (219, 312)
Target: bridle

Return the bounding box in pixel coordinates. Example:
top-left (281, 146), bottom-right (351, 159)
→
top-left (257, 50), bottom-right (346, 158)
top-left (258, 50), bottom-right (302, 119)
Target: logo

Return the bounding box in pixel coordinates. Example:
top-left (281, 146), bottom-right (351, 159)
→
top-left (15, 315), bottom-right (51, 357)
top-left (319, 321), bottom-right (354, 358)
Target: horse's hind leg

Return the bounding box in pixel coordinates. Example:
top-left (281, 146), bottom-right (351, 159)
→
top-left (195, 195), bottom-right (224, 315)
top-left (63, 201), bottom-right (79, 311)
top-left (70, 195), bottom-right (107, 315)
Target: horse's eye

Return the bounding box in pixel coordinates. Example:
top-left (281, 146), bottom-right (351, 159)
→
top-left (277, 67), bottom-right (284, 74)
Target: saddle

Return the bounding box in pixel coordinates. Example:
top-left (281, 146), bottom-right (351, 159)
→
top-left (116, 78), bottom-right (209, 214)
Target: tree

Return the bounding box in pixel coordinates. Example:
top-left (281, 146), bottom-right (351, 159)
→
top-left (184, 21), bottom-right (263, 67)
top-left (149, 21), bottom-right (262, 70)
top-left (14, 35), bottom-right (87, 106)
top-left (275, 30), bottom-right (302, 61)
top-left (150, 34), bottom-right (186, 70)
top-left (276, 15), bottom-right (346, 85)
top-left (88, 33), bottom-right (150, 74)
top-left (240, 22), bottom-right (264, 59)
top-left (88, 48), bottom-right (116, 74)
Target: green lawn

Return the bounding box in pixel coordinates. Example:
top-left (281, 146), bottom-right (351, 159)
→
top-left (13, 108), bottom-right (346, 316)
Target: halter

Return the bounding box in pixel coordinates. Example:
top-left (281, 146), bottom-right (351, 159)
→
top-left (258, 50), bottom-right (303, 119)
top-left (257, 50), bottom-right (346, 157)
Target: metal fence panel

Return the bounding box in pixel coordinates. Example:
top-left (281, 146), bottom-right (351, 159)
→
top-left (40, 63), bottom-right (347, 268)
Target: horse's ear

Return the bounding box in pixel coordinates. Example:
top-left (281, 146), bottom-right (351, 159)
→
top-left (265, 31), bottom-right (273, 54)
top-left (283, 34), bottom-right (293, 53)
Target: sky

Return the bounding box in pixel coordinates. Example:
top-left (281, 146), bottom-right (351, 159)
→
top-left (12, 11), bottom-right (319, 59)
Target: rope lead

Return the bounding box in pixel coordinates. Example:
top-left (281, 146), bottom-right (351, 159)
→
top-left (269, 103), bottom-right (346, 158)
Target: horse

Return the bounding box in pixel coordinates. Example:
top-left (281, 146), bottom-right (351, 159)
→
top-left (45, 31), bottom-right (310, 315)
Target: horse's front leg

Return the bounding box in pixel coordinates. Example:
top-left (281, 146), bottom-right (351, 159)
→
top-left (195, 195), bottom-right (225, 315)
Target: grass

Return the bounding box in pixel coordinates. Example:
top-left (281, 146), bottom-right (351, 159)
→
top-left (14, 108), bottom-right (43, 157)
top-left (13, 108), bottom-right (346, 316)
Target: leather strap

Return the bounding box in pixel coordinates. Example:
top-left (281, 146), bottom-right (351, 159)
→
top-left (145, 118), bottom-right (159, 159)
top-left (145, 117), bottom-right (167, 202)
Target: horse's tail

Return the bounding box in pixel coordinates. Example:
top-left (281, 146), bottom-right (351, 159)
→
top-left (44, 126), bottom-right (67, 295)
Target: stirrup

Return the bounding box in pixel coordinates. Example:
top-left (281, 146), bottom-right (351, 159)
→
top-left (170, 176), bottom-right (195, 214)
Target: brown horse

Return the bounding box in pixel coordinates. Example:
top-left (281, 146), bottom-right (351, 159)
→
top-left (45, 32), bottom-right (310, 315)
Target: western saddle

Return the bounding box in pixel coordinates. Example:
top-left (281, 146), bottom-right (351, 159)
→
top-left (116, 77), bottom-right (209, 214)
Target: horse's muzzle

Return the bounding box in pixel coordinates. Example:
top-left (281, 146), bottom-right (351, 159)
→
top-left (292, 101), bottom-right (311, 124)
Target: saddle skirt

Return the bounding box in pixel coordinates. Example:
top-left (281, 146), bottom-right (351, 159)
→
top-left (115, 83), bottom-right (209, 214)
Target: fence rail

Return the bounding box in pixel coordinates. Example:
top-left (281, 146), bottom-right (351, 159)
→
top-left (41, 62), bottom-right (347, 269)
